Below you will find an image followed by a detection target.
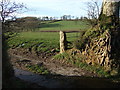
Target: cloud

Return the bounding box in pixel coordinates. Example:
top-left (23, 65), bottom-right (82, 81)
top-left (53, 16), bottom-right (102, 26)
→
top-left (9, 0), bottom-right (102, 17)
top-left (17, 13), bottom-right (48, 17)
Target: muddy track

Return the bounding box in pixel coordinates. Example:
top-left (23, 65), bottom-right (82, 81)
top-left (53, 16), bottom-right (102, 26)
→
top-left (8, 48), bottom-right (97, 77)
top-left (8, 48), bottom-right (120, 88)
top-left (14, 67), bottom-right (120, 88)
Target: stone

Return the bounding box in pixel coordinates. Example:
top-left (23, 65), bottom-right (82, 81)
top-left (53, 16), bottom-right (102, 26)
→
top-left (60, 31), bottom-right (67, 53)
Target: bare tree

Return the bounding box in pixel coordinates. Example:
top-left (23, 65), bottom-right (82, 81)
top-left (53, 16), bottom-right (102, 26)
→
top-left (87, 0), bottom-right (100, 19)
top-left (0, 0), bottom-right (27, 22)
top-left (85, 0), bottom-right (101, 26)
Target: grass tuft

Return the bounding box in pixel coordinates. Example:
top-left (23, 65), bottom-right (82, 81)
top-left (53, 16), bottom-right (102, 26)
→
top-left (26, 64), bottom-right (50, 75)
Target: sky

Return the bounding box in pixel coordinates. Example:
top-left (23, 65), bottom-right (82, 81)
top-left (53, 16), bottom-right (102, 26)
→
top-left (10, 0), bottom-right (103, 18)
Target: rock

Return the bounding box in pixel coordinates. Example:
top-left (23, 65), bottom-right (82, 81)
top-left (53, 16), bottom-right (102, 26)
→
top-left (82, 31), bottom-right (112, 69)
top-left (60, 31), bottom-right (67, 53)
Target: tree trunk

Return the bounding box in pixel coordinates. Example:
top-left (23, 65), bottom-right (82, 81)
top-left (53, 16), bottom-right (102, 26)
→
top-left (102, 0), bottom-right (119, 17)
top-left (99, 0), bottom-right (119, 27)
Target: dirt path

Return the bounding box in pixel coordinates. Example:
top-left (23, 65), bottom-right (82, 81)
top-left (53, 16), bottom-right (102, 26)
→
top-left (8, 48), bottom-right (97, 77)
top-left (14, 67), bottom-right (120, 88)
top-left (8, 48), bottom-right (120, 88)
top-left (14, 68), bottom-right (70, 88)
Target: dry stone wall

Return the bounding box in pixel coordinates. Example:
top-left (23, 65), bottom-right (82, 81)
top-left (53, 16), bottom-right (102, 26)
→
top-left (82, 29), bottom-right (120, 71)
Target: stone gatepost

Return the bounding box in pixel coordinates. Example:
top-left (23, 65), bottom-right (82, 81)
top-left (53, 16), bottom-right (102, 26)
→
top-left (60, 31), bottom-right (67, 53)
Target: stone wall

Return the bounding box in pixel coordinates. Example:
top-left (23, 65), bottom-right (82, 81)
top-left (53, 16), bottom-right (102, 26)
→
top-left (82, 29), bottom-right (120, 71)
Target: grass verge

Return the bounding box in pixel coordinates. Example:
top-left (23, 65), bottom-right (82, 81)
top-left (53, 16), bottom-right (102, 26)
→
top-left (26, 64), bottom-right (50, 75)
top-left (53, 49), bottom-right (112, 77)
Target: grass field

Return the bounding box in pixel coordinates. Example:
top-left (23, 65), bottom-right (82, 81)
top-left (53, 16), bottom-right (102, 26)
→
top-left (35, 20), bottom-right (91, 31)
top-left (6, 32), bottom-right (81, 52)
top-left (6, 20), bottom-right (91, 53)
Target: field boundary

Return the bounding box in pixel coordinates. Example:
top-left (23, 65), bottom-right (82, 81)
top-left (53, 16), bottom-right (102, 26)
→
top-left (38, 30), bottom-right (85, 33)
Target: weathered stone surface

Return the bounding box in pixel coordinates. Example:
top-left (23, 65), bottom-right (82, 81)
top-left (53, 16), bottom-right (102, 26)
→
top-left (102, 0), bottom-right (119, 17)
top-left (60, 31), bottom-right (67, 53)
top-left (82, 30), bottom-right (112, 69)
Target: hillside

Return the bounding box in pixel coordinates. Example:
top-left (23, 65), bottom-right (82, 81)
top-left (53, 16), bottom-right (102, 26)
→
top-left (36, 20), bottom-right (91, 31)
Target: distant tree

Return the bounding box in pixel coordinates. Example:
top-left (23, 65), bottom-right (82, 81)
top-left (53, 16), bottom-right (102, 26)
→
top-left (80, 16), bottom-right (84, 20)
top-left (55, 17), bottom-right (58, 20)
top-left (53, 17), bottom-right (56, 20)
top-left (45, 16), bottom-right (49, 20)
top-left (74, 17), bottom-right (79, 25)
top-left (50, 17), bottom-right (53, 21)
top-left (4, 17), bottom-right (40, 32)
top-left (60, 16), bottom-right (63, 20)
top-left (16, 17), bottom-right (40, 30)
top-left (72, 16), bottom-right (75, 19)
top-left (67, 15), bottom-right (71, 20)
top-left (75, 17), bottom-right (79, 20)
top-left (62, 15), bottom-right (68, 20)
top-left (42, 16), bottom-right (49, 21)
top-left (38, 17), bottom-right (42, 21)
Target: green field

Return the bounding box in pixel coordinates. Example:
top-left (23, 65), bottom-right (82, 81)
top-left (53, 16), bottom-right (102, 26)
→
top-left (35, 20), bottom-right (91, 31)
top-left (6, 32), bottom-right (80, 52)
top-left (6, 20), bottom-right (91, 53)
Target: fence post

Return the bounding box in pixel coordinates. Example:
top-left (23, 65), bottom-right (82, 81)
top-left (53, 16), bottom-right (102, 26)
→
top-left (60, 31), bottom-right (67, 53)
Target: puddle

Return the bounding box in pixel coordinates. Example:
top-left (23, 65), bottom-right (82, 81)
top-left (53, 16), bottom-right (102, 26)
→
top-left (14, 68), bottom-right (69, 88)
top-left (14, 68), bottom-right (119, 88)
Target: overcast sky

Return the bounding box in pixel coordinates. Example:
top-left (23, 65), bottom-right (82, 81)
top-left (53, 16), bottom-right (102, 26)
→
top-left (11, 0), bottom-right (102, 18)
